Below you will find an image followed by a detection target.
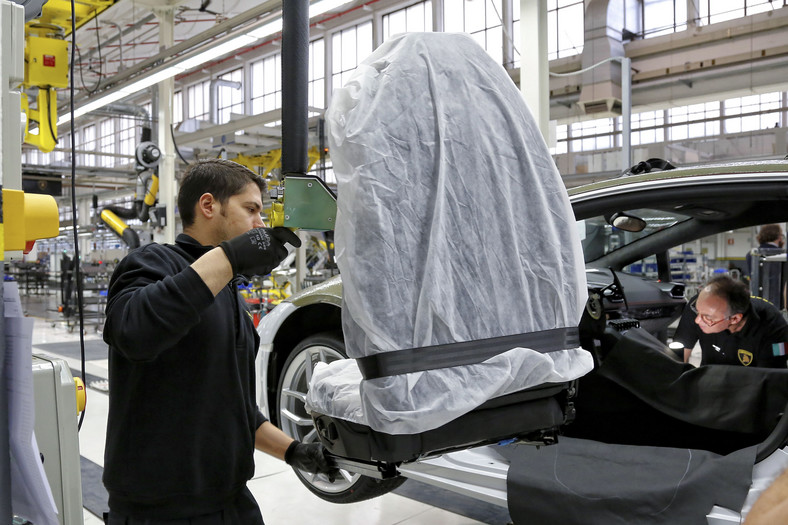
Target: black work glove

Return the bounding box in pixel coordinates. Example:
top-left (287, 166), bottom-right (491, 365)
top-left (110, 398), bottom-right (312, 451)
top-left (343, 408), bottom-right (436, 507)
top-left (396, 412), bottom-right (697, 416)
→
top-left (219, 227), bottom-right (301, 278)
top-left (284, 441), bottom-right (338, 482)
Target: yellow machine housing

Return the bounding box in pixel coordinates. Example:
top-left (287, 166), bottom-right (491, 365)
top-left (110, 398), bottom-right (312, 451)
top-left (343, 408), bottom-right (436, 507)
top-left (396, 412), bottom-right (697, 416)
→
top-left (22, 87), bottom-right (59, 152)
top-left (27, 0), bottom-right (115, 37)
top-left (233, 146), bottom-right (325, 228)
top-left (22, 37), bottom-right (68, 152)
top-left (2, 188), bottom-right (60, 253)
top-left (24, 36), bottom-right (69, 88)
top-left (22, 1), bottom-right (117, 153)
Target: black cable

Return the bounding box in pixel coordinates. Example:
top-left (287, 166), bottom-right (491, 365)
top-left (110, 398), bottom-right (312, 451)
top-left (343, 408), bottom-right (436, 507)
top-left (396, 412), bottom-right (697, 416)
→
top-left (170, 123), bottom-right (190, 165)
top-left (75, 11), bottom-right (104, 97)
top-left (45, 88), bottom-right (59, 146)
top-left (70, 0), bottom-right (87, 432)
top-left (75, 44), bottom-right (100, 96)
top-left (92, 14), bottom-right (103, 89)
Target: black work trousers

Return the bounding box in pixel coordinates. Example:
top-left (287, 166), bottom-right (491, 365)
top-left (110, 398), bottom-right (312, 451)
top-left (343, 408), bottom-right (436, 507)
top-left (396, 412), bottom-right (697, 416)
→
top-left (104, 487), bottom-right (264, 525)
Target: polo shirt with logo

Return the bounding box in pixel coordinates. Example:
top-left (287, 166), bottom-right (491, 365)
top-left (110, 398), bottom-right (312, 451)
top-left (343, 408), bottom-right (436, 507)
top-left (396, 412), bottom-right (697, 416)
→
top-left (674, 295), bottom-right (788, 368)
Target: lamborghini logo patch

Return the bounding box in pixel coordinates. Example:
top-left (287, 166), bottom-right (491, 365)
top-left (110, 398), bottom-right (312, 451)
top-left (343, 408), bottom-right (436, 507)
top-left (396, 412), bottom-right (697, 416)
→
top-left (738, 349), bottom-right (754, 366)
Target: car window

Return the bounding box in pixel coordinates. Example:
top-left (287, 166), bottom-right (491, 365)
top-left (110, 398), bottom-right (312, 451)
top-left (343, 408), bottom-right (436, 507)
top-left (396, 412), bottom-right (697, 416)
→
top-left (578, 208), bottom-right (691, 263)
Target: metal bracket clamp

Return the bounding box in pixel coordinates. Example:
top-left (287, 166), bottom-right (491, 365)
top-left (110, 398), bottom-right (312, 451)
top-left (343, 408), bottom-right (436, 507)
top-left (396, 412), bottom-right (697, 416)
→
top-left (281, 174), bottom-right (337, 231)
top-left (329, 455), bottom-right (401, 480)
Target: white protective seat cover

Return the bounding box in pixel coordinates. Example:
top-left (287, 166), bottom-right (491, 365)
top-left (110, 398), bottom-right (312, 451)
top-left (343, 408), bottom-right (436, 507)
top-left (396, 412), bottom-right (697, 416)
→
top-left (305, 33), bottom-right (593, 435)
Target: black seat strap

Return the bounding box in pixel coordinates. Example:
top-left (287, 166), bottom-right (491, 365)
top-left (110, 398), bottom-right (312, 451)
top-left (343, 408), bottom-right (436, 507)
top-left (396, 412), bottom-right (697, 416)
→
top-left (356, 326), bottom-right (580, 380)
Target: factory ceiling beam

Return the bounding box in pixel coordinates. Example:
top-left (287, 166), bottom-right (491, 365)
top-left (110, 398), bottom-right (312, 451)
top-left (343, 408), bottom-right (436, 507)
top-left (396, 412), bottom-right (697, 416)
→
top-left (82, 0), bottom-right (281, 94)
top-left (22, 164), bottom-right (136, 179)
top-left (78, 12), bottom-right (157, 63)
top-left (542, 7), bottom-right (788, 122)
top-left (59, 0), bottom-right (283, 122)
top-left (173, 108), bottom-right (284, 146)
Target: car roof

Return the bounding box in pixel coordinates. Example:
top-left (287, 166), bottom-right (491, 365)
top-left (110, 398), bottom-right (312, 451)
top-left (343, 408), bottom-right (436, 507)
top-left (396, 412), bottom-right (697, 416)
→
top-left (569, 160), bottom-right (788, 269)
top-left (570, 160), bottom-right (788, 218)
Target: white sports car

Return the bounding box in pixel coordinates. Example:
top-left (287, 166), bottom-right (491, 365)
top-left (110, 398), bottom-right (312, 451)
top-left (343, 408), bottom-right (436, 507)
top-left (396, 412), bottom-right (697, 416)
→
top-left (257, 159), bottom-right (788, 524)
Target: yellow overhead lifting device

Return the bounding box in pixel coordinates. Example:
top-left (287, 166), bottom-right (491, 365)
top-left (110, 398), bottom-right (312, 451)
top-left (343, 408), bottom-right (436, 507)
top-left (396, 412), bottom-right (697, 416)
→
top-left (232, 146), bottom-right (328, 228)
top-left (233, 146), bottom-right (321, 178)
top-left (22, 0), bottom-right (117, 153)
top-left (21, 34), bottom-right (68, 153)
top-left (99, 134), bottom-right (162, 249)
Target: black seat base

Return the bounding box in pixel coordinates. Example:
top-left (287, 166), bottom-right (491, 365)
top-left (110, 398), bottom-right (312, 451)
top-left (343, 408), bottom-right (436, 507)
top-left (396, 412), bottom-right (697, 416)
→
top-left (312, 382), bottom-right (573, 464)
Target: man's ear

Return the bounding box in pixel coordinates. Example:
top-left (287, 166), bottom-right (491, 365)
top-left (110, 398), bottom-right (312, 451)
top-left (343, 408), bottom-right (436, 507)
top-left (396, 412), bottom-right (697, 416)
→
top-left (730, 312), bottom-right (744, 325)
top-left (197, 193), bottom-right (218, 219)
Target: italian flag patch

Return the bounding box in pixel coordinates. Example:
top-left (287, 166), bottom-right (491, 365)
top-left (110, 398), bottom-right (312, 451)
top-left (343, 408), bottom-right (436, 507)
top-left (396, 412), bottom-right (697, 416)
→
top-left (773, 342), bottom-right (787, 356)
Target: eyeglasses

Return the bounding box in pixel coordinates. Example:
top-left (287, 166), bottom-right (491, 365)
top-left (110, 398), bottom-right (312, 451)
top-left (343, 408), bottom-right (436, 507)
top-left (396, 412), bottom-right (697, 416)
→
top-left (688, 296), bottom-right (731, 327)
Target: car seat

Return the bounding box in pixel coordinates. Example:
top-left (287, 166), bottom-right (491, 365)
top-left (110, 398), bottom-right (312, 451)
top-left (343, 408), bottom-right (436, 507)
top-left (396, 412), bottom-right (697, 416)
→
top-left (305, 33), bottom-right (594, 465)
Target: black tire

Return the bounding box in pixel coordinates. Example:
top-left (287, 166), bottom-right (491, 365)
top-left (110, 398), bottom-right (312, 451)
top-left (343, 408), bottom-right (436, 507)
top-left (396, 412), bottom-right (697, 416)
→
top-left (276, 330), bottom-right (406, 503)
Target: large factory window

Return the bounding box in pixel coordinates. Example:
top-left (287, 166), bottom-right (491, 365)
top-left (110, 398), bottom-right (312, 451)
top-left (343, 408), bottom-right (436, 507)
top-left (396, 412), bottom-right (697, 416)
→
top-left (118, 117), bottom-right (136, 167)
top-left (698, 0), bottom-right (780, 25)
top-left (251, 53), bottom-right (282, 116)
top-left (444, 0), bottom-right (503, 63)
top-left (217, 68), bottom-right (244, 125)
top-left (382, 1), bottom-right (433, 42)
top-left (724, 92), bottom-right (784, 133)
top-left (186, 80), bottom-right (211, 121)
top-left (668, 102), bottom-right (720, 141)
top-left (308, 38), bottom-right (325, 116)
top-left (628, 110), bottom-right (665, 146)
top-left (173, 91), bottom-right (183, 125)
top-left (81, 124), bottom-right (96, 168)
top-left (98, 118), bottom-right (116, 168)
top-left (331, 21), bottom-right (373, 91)
top-left (642, 0), bottom-right (687, 37)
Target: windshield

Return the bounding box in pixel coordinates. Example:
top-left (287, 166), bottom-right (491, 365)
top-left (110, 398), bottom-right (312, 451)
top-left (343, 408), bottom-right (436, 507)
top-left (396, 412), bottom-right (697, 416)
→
top-left (578, 208), bottom-right (691, 263)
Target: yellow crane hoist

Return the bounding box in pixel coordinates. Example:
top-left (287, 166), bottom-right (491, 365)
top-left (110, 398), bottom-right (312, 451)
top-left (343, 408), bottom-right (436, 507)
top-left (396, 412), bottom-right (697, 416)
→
top-left (232, 146), bottom-right (335, 229)
top-left (99, 133), bottom-right (161, 249)
top-left (21, 32), bottom-right (68, 152)
top-left (21, 0), bottom-right (117, 153)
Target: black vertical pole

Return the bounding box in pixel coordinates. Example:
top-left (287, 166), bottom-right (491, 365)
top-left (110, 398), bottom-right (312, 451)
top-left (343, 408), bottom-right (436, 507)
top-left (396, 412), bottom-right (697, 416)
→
top-left (281, 0), bottom-right (310, 178)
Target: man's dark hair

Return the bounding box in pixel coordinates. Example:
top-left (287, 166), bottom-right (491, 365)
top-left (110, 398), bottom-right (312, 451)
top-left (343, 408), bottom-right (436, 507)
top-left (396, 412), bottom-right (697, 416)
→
top-left (757, 224), bottom-right (783, 245)
top-left (178, 159), bottom-right (265, 227)
top-left (705, 275), bottom-right (751, 316)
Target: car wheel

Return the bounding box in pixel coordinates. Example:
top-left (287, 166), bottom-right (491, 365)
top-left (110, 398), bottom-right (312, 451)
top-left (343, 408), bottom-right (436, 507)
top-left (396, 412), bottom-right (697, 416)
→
top-left (277, 330), bottom-right (406, 503)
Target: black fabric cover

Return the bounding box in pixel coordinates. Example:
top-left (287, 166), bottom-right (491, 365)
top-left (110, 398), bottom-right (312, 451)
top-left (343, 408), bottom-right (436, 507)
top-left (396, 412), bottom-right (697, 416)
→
top-left (598, 328), bottom-right (788, 435)
top-left (565, 370), bottom-right (765, 455)
top-left (505, 438), bottom-right (757, 525)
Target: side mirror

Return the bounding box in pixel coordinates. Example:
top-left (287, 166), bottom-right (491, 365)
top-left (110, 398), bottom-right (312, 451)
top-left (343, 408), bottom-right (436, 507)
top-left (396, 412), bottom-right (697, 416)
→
top-left (607, 212), bottom-right (647, 233)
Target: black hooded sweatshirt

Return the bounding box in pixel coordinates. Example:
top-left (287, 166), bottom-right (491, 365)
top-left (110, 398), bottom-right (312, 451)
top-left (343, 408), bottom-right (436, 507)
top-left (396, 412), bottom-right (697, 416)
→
top-left (102, 233), bottom-right (266, 519)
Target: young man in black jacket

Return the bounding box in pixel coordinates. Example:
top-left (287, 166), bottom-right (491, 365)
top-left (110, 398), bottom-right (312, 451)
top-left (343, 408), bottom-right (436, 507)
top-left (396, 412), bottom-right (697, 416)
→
top-left (102, 159), bottom-right (336, 524)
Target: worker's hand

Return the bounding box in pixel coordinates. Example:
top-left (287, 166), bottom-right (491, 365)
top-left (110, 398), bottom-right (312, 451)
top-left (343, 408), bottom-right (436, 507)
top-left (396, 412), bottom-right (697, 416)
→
top-left (284, 441), bottom-right (338, 482)
top-left (219, 227), bottom-right (301, 278)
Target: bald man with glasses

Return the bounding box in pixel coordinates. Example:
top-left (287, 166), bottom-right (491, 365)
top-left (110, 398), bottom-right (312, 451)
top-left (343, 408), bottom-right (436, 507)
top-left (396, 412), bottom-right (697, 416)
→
top-left (674, 275), bottom-right (788, 368)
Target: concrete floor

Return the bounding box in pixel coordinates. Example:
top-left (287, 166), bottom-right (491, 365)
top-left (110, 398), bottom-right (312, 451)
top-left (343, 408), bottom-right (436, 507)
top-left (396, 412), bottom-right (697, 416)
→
top-left (20, 291), bottom-right (501, 525)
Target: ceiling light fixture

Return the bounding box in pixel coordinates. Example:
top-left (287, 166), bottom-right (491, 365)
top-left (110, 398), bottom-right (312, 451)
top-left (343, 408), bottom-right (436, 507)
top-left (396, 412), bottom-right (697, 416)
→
top-left (58, 0), bottom-right (350, 126)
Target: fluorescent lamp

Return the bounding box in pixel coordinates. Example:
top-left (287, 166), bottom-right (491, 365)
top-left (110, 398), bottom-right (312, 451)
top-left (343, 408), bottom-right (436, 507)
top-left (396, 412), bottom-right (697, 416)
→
top-left (57, 68), bottom-right (179, 125)
top-left (120, 68), bottom-right (182, 95)
top-left (59, 89), bottom-right (129, 125)
top-left (61, 1), bottom-right (352, 124)
top-left (310, 0), bottom-right (349, 17)
top-left (177, 33), bottom-right (258, 71)
top-left (247, 19), bottom-right (283, 39)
